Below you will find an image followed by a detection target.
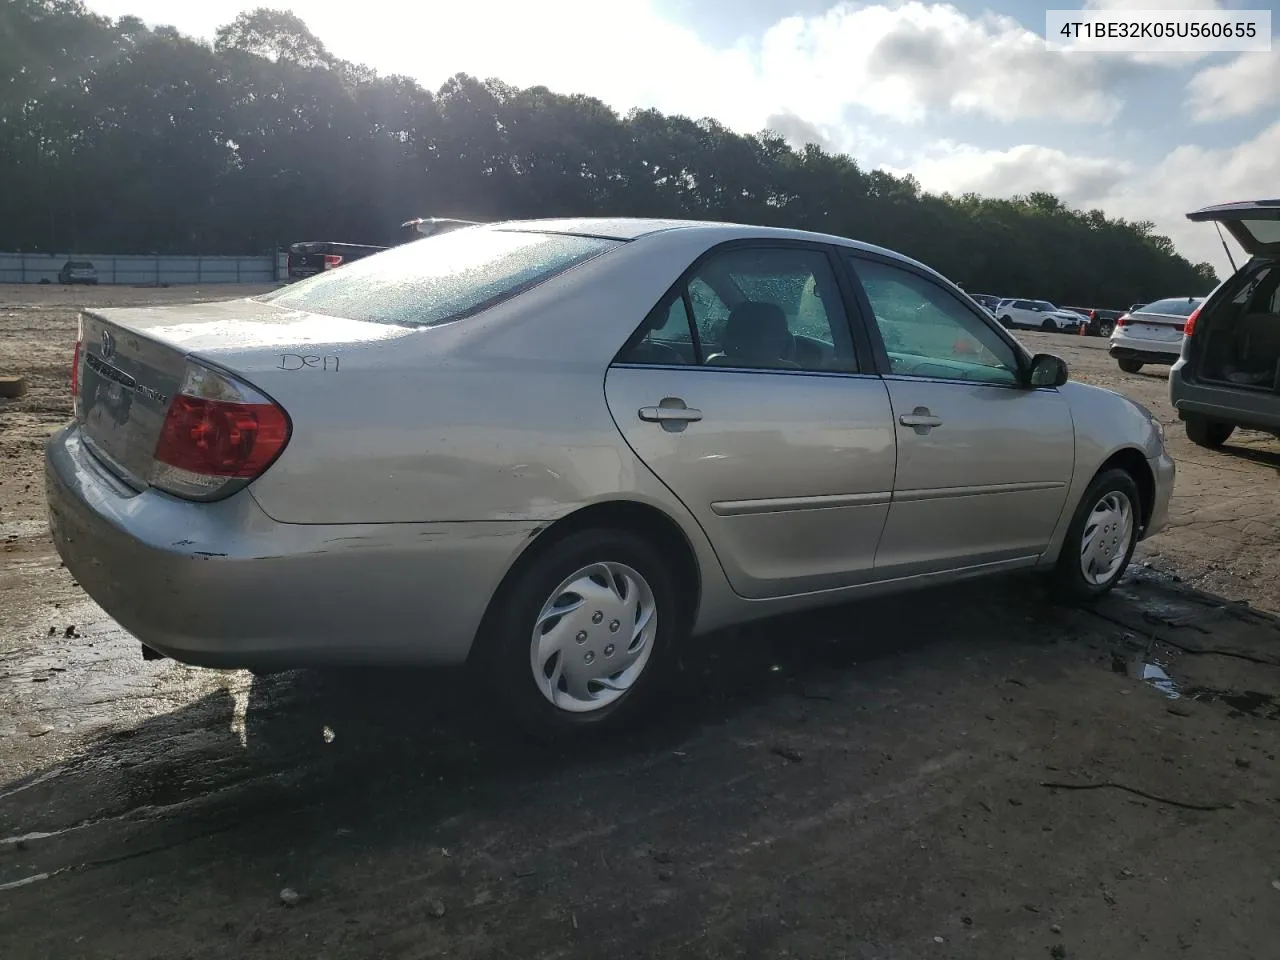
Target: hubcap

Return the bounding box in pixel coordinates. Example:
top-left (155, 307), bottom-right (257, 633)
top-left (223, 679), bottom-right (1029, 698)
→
top-left (1079, 490), bottom-right (1135, 586)
top-left (529, 561), bottom-right (658, 713)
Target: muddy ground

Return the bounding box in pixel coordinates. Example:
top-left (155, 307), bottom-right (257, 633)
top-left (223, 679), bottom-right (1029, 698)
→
top-left (1, 286), bottom-right (1279, 959)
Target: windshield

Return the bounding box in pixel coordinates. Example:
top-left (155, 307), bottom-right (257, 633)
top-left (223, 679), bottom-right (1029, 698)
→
top-left (1139, 297), bottom-right (1202, 316)
top-left (260, 229), bottom-right (621, 326)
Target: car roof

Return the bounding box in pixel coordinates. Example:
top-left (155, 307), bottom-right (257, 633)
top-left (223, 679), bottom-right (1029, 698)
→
top-left (482, 217), bottom-right (937, 273)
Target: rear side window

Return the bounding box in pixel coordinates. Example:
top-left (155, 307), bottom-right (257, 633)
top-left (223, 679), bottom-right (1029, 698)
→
top-left (260, 229), bottom-right (620, 327)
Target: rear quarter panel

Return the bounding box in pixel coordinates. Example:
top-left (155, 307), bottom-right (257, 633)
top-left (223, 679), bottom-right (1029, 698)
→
top-left (243, 229), bottom-right (729, 526)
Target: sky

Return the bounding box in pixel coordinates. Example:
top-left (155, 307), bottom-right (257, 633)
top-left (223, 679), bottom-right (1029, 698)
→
top-left (80, 0), bottom-right (1280, 273)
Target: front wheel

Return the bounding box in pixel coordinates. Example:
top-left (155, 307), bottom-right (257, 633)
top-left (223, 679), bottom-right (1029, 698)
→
top-left (475, 528), bottom-right (681, 738)
top-left (1052, 468), bottom-right (1141, 602)
top-left (1000, 314), bottom-right (1014, 328)
top-left (1185, 415), bottom-right (1234, 449)
top-left (1117, 358), bottom-right (1143, 373)
top-left (1040, 319), bottom-right (1056, 332)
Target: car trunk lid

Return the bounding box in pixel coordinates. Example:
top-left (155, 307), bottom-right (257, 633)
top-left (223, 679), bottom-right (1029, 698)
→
top-left (1187, 200), bottom-right (1280, 257)
top-left (75, 298), bottom-right (417, 489)
top-left (1127, 310), bottom-right (1188, 342)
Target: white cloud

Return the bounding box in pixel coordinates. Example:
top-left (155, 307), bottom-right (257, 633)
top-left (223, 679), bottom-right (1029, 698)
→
top-left (1186, 53), bottom-right (1280, 121)
top-left (894, 143), bottom-right (1134, 200)
top-left (1084, 0), bottom-right (1223, 9)
top-left (901, 122), bottom-right (1280, 270)
top-left (83, 0), bottom-right (1125, 126)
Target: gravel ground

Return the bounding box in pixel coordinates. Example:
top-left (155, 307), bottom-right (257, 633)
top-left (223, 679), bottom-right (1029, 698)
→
top-left (1, 287), bottom-right (1278, 960)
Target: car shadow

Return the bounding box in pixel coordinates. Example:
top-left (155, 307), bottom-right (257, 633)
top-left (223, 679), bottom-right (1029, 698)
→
top-left (1212, 441), bottom-right (1280, 470)
top-left (0, 574), bottom-right (1075, 882)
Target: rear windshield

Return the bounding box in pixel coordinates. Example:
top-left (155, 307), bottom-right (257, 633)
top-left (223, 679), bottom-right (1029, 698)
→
top-left (68, 261), bottom-right (93, 268)
top-left (1139, 297), bottom-right (1202, 316)
top-left (261, 229), bottom-right (621, 326)
top-left (1237, 219), bottom-right (1280, 246)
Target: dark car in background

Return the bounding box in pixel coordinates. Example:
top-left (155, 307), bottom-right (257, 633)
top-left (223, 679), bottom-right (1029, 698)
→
top-left (1170, 199), bottom-right (1280, 448)
top-left (1061, 305), bottom-right (1124, 337)
top-left (286, 241), bottom-right (386, 280)
top-left (58, 259), bottom-right (98, 285)
top-left (968, 293), bottom-right (1001, 314)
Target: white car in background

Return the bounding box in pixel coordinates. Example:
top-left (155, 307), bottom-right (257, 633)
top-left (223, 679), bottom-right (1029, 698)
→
top-left (1109, 296), bottom-right (1205, 374)
top-left (996, 299), bottom-right (1087, 333)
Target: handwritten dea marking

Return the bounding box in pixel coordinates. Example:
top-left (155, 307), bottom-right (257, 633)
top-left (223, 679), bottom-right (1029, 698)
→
top-left (278, 354), bottom-right (340, 372)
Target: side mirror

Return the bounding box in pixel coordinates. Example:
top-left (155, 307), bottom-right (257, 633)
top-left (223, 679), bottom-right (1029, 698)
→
top-left (1028, 353), bottom-right (1069, 387)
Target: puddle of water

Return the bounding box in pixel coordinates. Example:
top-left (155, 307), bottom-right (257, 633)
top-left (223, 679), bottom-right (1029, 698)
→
top-left (1116, 654), bottom-right (1181, 699)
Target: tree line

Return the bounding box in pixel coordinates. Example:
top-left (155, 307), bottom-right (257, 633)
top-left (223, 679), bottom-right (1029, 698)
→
top-left (1, 0), bottom-right (1218, 306)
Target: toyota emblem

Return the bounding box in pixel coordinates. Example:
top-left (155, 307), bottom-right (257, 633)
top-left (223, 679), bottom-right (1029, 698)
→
top-left (101, 329), bottom-right (115, 359)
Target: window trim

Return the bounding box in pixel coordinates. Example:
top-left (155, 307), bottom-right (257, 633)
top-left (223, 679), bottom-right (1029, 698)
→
top-left (841, 250), bottom-right (1037, 390)
top-left (611, 238), bottom-right (877, 376)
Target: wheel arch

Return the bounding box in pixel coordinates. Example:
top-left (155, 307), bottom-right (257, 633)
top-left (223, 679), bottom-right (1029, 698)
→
top-left (1096, 446), bottom-right (1156, 531)
top-left (468, 499), bottom-right (704, 665)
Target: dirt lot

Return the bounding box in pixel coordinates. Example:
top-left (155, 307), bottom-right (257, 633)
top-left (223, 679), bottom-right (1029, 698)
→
top-left (1, 287), bottom-right (1279, 959)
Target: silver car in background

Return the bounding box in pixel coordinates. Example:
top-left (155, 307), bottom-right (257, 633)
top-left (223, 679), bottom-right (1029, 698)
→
top-left (47, 218), bottom-right (1174, 735)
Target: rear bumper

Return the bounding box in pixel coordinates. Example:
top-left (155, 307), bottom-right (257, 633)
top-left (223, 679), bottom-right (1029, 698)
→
top-left (1169, 364), bottom-right (1280, 435)
top-left (45, 424), bottom-right (538, 669)
top-left (1109, 338), bottom-right (1181, 364)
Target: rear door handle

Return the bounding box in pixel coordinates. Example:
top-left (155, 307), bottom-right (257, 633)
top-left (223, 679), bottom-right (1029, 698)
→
top-left (639, 405), bottom-right (703, 423)
top-left (899, 414), bottom-right (942, 428)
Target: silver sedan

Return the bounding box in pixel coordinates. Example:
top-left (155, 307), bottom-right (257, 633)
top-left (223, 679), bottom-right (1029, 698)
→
top-left (46, 218), bottom-right (1175, 734)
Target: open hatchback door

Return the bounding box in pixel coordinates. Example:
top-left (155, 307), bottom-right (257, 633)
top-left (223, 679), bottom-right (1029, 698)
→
top-left (1187, 199), bottom-right (1280, 257)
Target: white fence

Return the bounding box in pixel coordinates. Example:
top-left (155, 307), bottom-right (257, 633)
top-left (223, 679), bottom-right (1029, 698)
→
top-left (0, 252), bottom-right (287, 285)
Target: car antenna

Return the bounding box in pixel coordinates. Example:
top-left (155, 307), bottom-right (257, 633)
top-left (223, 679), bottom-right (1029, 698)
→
top-left (1214, 221), bottom-right (1238, 273)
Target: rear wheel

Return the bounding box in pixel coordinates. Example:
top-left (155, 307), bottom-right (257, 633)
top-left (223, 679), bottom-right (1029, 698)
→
top-left (1040, 319), bottom-right (1056, 332)
top-left (1185, 415), bottom-right (1234, 449)
top-left (1052, 468), bottom-right (1141, 602)
top-left (475, 528), bottom-right (681, 738)
top-left (1098, 321), bottom-right (1115, 337)
top-left (1117, 359), bottom-right (1143, 374)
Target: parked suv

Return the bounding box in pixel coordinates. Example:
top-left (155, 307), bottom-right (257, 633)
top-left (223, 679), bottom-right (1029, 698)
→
top-left (1170, 199), bottom-right (1280, 448)
top-left (995, 299), bottom-right (1085, 333)
top-left (58, 260), bottom-right (97, 285)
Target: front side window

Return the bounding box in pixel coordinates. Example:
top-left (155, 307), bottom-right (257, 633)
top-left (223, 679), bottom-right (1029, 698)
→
top-left (617, 246), bottom-right (857, 372)
top-left (850, 257), bottom-right (1022, 386)
top-left (260, 229), bottom-right (620, 327)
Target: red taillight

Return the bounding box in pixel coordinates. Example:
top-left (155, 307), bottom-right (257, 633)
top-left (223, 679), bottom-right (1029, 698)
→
top-left (71, 339), bottom-right (82, 398)
top-left (153, 394), bottom-right (289, 478)
top-left (323, 254), bottom-right (344, 269)
top-left (1116, 313), bottom-right (1131, 328)
top-left (1088, 310), bottom-right (1097, 319)
top-left (1183, 305), bottom-right (1202, 337)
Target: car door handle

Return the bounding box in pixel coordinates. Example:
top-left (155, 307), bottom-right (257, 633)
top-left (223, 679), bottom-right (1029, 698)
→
top-left (639, 405), bottom-right (703, 423)
top-left (899, 413), bottom-right (943, 428)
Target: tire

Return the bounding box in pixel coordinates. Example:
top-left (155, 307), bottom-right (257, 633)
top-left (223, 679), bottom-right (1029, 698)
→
top-left (1000, 315), bottom-right (1014, 328)
top-left (1117, 359), bottom-right (1143, 374)
top-left (1099, 321), bottom-right (1115, 337)
top-left (1052, 467), bottom-right (1142, 602)
top-left (1040, 319), bottom-right (1056, 332)
top-left (473, 528), bottom-right (682, 738)
top-left (1184, 415), bottom-right (1234, 449)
